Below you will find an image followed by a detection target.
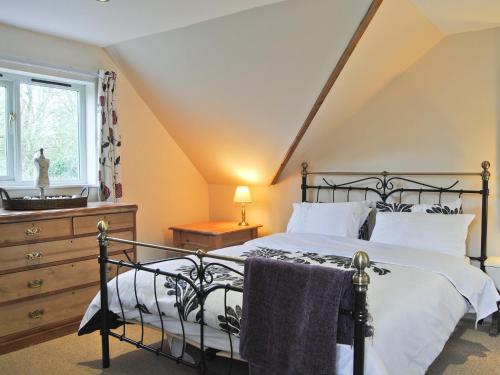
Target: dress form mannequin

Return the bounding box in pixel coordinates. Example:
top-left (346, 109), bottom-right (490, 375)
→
top-left (34, 148), bottom-right (50, 199)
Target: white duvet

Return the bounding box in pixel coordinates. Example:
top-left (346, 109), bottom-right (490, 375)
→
top-left (80, 233), bottom-right (500, 375)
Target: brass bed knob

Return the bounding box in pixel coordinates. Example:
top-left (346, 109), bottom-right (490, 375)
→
top-left (97, 220), bottom-right (108, 232)
top-left (352, 251), bottom-right (370, 288)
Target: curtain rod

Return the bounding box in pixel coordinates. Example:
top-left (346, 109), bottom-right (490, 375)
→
top-left (0, 55), bottom-right (98, 79)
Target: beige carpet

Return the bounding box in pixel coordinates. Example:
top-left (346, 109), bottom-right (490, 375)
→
top-left (427, 318), bottom-right (500, 374)
top-left (0, 318), bottom-right (498, 374)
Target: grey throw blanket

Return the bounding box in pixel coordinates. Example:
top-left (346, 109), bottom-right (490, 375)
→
top-left (239, 257), bottom-right (355, 375)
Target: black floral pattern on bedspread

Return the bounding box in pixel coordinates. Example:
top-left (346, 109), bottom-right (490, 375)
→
top-left (161, 246), bottom-right (391, 337)
top-left (164, 277), bottom-right (202, 323)
top-left (242, 247), bottom-right (391, 276)
top-left (218, 306), bottom-right (243, 336)
top-left (163, 263), bottom-right (244, 326)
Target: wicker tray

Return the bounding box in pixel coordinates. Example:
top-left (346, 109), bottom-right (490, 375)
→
top-left (0, 187), bottom-right (89, 211)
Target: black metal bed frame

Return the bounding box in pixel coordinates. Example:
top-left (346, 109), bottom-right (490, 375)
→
top-left (97, 223), bottom-right (371, 375)
top-left (96, 160), bottom-right (490, 375)
top-left (301, 161), bottom-right (491, 271)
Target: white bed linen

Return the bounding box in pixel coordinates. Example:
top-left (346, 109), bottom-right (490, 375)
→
top-left (287, 202), bottom-right (371, 238)
top-left (80, 233), bottom-right (500, 375)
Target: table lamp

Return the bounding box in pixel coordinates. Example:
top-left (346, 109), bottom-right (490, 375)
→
top-left (234, 186), bottom-right (252, 226)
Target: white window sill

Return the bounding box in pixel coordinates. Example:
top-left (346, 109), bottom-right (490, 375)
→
top-left (1, 184), bottom-right (98, 191)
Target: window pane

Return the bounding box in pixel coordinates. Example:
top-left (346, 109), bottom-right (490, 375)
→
top-left (0, 86), bottom-right (7, 176)
top-left (20, 83), bottom-right (80, 181)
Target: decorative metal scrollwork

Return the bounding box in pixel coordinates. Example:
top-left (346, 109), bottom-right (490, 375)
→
top-left (319, 174), bottom-right (462, 203)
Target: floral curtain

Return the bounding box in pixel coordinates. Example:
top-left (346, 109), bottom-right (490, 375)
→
top-left (98, 70), bottom-right (122, 202)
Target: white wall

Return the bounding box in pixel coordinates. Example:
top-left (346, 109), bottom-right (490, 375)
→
top-left (0, 23), bottom-right (210, 260)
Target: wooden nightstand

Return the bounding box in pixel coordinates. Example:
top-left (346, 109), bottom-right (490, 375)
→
top-left (169, 221), bottom-right (262, 251)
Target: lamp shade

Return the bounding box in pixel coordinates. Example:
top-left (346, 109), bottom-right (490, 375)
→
top-left (234, 186), bottom-right (252, 203)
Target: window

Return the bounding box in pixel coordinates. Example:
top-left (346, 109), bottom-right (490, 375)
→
top-left (0, 71), bottom-right (95, 187)
top-left (0, 83), bottom-right (9, 177)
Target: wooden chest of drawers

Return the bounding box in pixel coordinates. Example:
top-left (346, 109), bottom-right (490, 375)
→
top-left (0, 202), bottom-right (137, 354)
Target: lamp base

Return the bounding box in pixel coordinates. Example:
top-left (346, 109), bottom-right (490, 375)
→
top-left (238, 204), bottom-right (249, 226)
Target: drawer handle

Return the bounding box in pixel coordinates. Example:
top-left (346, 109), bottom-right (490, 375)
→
top-left (27, 279), bottom-right (44, 288)
top-left (25, 225), bottom-right (42, 236)
top-left (26, 252), bottom-right (43, 260)
top-left (28, 309), bottom-right (44, 319)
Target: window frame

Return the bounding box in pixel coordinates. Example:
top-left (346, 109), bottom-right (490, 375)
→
top-left (0, 70), bottom-right (90, 187)
top-left (0, 78), bottom-right (14, 181)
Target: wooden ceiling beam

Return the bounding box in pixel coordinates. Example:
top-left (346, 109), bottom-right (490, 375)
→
top-left (270, 0), bottom-right (384, 185)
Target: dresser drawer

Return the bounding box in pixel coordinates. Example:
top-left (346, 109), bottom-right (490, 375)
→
top-left (0, 285), bottom-right (98, 339)
top-left (0, 231), bottom-right (134, 273)
top-left (73, 212), bottom-right (134, 235)
top-left (0, 253), bottom-right (130, 304)
top-left (0, 218), bottom-right (72, 247)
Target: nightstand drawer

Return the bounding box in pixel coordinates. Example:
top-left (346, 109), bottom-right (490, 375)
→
top-left (0, 252), bottom-right (131, 304)
top-left (220, 229), bottom-right (255, 247)
top-left (73, 212), bottom-right (134, 235)
top-left (179, 231), bottom-right (211, 249)
top-left (0, 218), bottom-right (72, 247)
top-left (0, 285), bottom-right (98, 339)
top-left (0, 231), bottom-right (134, 273)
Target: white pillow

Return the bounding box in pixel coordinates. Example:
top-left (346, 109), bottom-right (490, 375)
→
top-left (370, 212), bottom-right (475, 257)
top-left (286, 202), bottom-right (371, 238)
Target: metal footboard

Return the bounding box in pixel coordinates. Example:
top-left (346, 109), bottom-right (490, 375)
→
top-left (96, 220), bottom-right (371, 375)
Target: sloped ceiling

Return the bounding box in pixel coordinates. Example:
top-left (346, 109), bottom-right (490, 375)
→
top-left (0, 0), bottom-right (286, 46)
top-left (412, 0), bottom-right (500, 34)
top-left (107, 0), bottom-right (373, 185)
top-left (283, 0), bottom-right (444, 178)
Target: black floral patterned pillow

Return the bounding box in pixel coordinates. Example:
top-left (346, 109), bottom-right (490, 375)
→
top-left (375, 201), bottom-right (414, 212)
top-left (427, 205), bottom-right (459, 214)
top-left (421, 203), bottom-right (461, 215)
top-left (375, 200), bottom-right (462, 214)
top-left (358, 220), bottom-right (370, 240)
top-left (412, 198), bottom-right (462, 215)
top-left (358, 208), bottom-right (376, 240)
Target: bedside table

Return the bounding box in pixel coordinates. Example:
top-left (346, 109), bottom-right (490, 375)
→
top-left (169, 221), bottom-right (262, 251)
top-left (485, 257), bottom-right (500, 336)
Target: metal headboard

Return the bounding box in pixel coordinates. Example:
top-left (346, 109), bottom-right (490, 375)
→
top-left (300, 161), bottom-right (491, 271)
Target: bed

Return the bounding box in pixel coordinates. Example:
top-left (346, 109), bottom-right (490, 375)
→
top-left (79, 161), bottom-right (500, 375)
